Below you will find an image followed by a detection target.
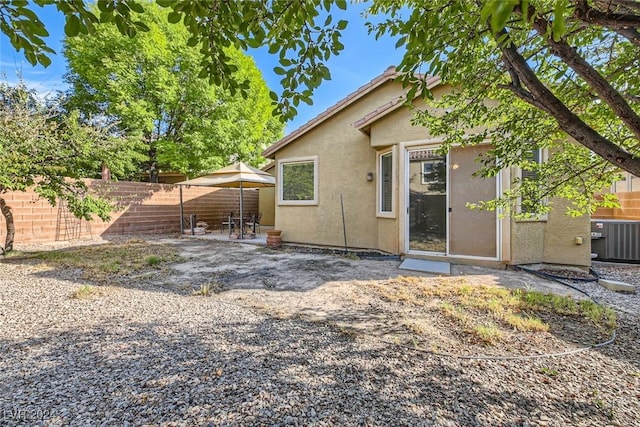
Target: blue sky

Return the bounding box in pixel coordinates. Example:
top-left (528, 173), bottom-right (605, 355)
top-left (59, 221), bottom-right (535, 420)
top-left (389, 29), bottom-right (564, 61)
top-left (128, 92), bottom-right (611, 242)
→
top-left (0, 2), bottom-right (404, 134)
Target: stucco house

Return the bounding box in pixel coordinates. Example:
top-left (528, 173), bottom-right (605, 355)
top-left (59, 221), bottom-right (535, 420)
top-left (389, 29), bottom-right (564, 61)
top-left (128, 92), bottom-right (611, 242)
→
top-left (262, 66), bottom-right (591, 268)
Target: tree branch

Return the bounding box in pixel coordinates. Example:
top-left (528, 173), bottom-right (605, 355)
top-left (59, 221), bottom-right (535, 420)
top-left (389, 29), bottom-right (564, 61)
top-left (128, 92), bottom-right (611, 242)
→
top-left (574, 0), bottom-right (640, 27)
top-left (526, 4), bottom-right (640, 142)
top-left (624, 93), bottom-right (640, 104)
top-left (573, 0), bottom-right (640, 46)
top-left (498, 82), bottom-right (546, 110)
top-left (494, 27), bottom-right (640, 176)
top-left (593, 0), bottom-right (640, 15)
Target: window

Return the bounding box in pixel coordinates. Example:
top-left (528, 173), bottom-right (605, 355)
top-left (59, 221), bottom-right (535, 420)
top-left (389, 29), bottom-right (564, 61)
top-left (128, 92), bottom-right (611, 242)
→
top-left (614, 172), bottom-right (640, 193)
top-left (421, 159), bottom-right (442, 184)
top-left (379, 151), bottom-right (393, 214)
top-left (278, 157), bottom-right (318, 205)
top-left (518, 148), bottom-right (547, 217)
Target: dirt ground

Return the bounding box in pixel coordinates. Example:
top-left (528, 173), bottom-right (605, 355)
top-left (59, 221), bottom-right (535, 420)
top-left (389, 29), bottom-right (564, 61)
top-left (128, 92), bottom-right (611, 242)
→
top-left (152, 237), bottom-right (613, 357)
top-left (10, 235), bottom-right (626, 358)
top-left (4, 235), bottom-right (638, 426)
top-left (168, 237), bottom-right (583, 294)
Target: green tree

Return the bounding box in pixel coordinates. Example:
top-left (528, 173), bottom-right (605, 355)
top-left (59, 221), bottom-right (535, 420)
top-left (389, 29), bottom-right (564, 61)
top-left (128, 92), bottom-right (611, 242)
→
top-left (2, 0), bottom-right (638, 212)
top-left (368, 0), bottom-right (639, 214)
top-left (63, 2), bottom-right (282, 179)
top-left (0, 0), bottom-right (347, 120)
top-left (0, 82), bottom-right (136, 253)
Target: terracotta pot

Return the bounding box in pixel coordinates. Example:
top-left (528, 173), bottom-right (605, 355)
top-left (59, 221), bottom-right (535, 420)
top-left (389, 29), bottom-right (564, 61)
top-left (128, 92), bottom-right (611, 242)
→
top-left (266, 230), bottom-right (282, 249)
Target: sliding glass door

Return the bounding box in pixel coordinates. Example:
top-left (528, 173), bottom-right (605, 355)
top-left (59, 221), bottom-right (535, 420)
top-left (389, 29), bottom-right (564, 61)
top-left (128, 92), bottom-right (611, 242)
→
top-left (407, 149), bottom-right (447, 253)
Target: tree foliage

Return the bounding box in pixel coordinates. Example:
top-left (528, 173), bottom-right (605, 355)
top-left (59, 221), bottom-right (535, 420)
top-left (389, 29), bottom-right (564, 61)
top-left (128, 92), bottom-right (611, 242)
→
top-left (281, 162), bottom-right (316, 201)
top-left (368, 0), bottom-right (639, 215)
top-left (1, 0), bottom-right (348, 120)
top-left (0, 82), bottom-right (131, 252)
top-left (2, 0), bottom-right (639, 214)
top-left (63, 2), bottom-right (283, 178)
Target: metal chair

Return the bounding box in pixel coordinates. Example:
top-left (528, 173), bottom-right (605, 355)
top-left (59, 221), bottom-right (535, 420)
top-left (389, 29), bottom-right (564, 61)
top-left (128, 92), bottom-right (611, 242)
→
top-left (245, 212), bottom-right (262, 234)
top-left (221, 212), bottom-right (236, 234)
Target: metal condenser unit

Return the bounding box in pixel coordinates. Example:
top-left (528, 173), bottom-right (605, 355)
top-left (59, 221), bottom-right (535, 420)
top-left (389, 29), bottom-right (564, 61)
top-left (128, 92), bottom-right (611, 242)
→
top-left (591, 219), bottom-right (640, 262)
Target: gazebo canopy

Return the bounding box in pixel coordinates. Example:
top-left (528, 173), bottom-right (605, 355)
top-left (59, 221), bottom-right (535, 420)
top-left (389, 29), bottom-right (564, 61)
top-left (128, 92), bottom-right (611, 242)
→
top-left (175, 162), bottom-right (275, 239)
top-left (176, 162), bottom-right (275, 188)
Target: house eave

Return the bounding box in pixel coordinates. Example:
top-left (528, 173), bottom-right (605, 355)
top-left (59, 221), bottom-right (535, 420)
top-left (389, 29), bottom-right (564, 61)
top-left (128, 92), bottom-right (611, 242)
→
top-left (352, 76), bottom-right (442, 134)
top-left (262, 65), bottom-right (401, 159)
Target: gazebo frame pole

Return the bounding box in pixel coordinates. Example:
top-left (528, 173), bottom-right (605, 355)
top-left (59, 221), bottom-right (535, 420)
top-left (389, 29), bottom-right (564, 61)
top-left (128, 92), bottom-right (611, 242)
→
top-left (239, 181), bottom-right (244, 239)
top-left (179, 185), bottom-right (184, 235)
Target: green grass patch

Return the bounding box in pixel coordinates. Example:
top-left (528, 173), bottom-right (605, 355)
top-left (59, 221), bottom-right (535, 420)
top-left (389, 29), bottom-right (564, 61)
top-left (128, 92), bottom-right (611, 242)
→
top-left (578, 299), bottom-right (617, 330)
top-left (2, 250), bottom-right (27, 258)
top-left (371, 276), bottom-right (616, 347)
top-left (504, 313), bottom-right (549, 332)
top-left (472, 323), bottom-right (503, 344)
top-left (513, 288), bottom-right (616, 331)
top-left (34, 241), bottom-right (179, 282)
top-left (146, 255), bottom-right (162, 266)
top-left (71, 284), bottom-right (97, 299)
top-left (440, 301), bottom-right (472, 325)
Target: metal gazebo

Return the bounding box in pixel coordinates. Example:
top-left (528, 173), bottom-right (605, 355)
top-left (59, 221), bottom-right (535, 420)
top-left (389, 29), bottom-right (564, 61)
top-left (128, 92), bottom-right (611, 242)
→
top-left (176, 162), bottom-right (275, 239)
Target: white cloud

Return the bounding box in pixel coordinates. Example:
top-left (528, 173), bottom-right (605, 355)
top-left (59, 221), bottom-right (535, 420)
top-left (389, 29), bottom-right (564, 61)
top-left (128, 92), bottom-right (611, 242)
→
top-left (1, 74), bottom-right (67, 102)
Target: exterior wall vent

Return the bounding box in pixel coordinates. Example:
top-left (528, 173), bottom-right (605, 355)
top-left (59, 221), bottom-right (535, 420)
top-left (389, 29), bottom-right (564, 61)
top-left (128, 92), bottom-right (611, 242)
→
top-left (591, 220), bottom-right (640, 262)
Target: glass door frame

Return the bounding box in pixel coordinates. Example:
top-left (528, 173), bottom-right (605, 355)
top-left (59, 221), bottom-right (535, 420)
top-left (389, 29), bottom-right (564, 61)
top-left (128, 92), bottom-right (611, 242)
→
top-left (404, 145), bottom-right (449, 256)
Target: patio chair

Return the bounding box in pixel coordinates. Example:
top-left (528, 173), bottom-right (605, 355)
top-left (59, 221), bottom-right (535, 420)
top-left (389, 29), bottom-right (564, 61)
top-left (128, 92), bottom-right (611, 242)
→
top-left (221, 212), bottom-right (236, 234)
top-left (245, 212), bottom-right (262, 234)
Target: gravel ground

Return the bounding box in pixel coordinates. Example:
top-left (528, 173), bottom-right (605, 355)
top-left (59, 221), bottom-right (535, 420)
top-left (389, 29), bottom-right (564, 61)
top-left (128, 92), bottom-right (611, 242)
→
top-left (1, 238), bottom-right (639, 426)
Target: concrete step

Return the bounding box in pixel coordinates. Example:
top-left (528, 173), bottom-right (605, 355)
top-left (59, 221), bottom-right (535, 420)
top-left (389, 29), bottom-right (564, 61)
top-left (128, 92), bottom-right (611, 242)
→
top-left (598, 278), bottom-right (636, 293)
top-left (399, 258), bottom-right (451, 275)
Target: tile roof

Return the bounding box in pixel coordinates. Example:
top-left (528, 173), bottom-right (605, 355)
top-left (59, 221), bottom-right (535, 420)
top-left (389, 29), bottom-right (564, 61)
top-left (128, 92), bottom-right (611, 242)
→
top-left (353, 75), bottom-right (441, 133)
top-left (262, 65), bottom-right (400, 158)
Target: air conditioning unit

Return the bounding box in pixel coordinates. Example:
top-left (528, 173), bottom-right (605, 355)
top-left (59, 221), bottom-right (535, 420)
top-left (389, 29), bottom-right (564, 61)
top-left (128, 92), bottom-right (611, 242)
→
top-left (591, 220), bottom-right (640, 262)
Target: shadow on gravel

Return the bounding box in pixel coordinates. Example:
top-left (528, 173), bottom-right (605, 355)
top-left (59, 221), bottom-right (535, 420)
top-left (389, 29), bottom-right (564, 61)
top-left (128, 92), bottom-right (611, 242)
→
top-left (0, 311), bottom-right (632, 426)
top-left (595, 315), bottom-right (640, 370)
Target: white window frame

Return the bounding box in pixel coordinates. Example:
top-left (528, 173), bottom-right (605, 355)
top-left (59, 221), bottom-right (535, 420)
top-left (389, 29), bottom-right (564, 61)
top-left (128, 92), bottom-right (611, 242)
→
top-left (516, 147), bottom-right (548, 221)
top-left (421, 159), bottom-right (441, 185)
top-left (278, 156), bottom-right (318, 205)
top-left (377, 148), bottom-right (396, 218)
top-left (612, 172), bottom-right (639, 193)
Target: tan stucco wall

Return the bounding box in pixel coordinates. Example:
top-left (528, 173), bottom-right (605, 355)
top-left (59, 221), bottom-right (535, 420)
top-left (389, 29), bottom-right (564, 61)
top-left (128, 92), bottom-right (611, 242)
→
top-left (273, 82), bottom-right (404, 249)
top-left (369, 85), bottom-right (451, 149)
top-left (510, 198), bottom-right (591, 266)
top-left (510, 220), bottom-right (546, 264)
top-left (258, 187), bottom-right (275, 226)
top-left (258, 165), bottom-right (276, 226)
top-left (542, 198), bottom-right (591, 266)
top-left (376, 217), bottom-right (398, 253)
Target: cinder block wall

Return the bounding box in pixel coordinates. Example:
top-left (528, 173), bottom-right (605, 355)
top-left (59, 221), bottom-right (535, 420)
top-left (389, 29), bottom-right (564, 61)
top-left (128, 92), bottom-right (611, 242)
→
top-left (593, 191), bottom-right (640, 220)
top-left (0, 179), bottom-right (258, 243)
